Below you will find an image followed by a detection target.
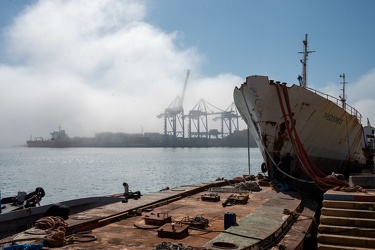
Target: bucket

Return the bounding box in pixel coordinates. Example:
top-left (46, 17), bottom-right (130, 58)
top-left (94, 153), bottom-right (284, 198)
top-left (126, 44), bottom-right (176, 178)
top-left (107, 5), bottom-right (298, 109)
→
top-left (224, 212), bottom-right (236, 229)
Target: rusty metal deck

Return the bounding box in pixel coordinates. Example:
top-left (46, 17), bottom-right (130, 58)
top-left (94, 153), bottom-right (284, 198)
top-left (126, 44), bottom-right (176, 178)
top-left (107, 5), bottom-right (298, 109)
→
top-left (0, 179), bottom-right (315, 249)
top-left (205, 191), bottom-right (301, 249)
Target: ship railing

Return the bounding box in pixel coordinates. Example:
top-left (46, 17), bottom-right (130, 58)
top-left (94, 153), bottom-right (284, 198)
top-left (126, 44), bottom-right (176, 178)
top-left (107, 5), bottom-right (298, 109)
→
top-left (306, 87), bottom-right (362, 123)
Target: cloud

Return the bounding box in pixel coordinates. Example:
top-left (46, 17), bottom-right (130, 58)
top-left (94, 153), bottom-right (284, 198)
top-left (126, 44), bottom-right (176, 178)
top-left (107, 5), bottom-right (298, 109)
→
top-left (1, 0), bottom-right (373, 147)
top-left (349, 69), bottom-right (375, 126)
top-left (317, 69), bottom-right (375, 126)
top-left (0, 0), bottom-right (224, 146)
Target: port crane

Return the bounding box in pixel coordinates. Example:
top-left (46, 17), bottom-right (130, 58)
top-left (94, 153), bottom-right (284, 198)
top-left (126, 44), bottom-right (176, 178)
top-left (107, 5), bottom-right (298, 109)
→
top-left (158, 70), bottom-right (241, 144)
top-left (187, 99), bottom-right (240, 138)
top-left (213, 102), bottom-right (240, 137)
top-left (187, 99), bottom-right (212, 138)
top-left (157, 70), bottom-right (190, 143)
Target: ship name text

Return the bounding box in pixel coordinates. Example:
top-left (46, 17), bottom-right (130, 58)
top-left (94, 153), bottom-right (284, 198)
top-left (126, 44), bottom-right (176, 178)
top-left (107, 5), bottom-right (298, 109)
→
top-left (323, 113), bottom-right (343, 124)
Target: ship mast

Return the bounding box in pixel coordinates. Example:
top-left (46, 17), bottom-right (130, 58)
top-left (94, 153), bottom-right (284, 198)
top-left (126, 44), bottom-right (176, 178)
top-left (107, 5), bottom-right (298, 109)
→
top-left (298, 34), bottom-right (315, 88)
top-left (339, 73), bottom-right (347, 109)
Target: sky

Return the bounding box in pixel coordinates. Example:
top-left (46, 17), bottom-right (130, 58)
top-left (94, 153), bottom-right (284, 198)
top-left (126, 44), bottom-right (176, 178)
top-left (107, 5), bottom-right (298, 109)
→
top-left (0, 0), bottom-right (374, 146)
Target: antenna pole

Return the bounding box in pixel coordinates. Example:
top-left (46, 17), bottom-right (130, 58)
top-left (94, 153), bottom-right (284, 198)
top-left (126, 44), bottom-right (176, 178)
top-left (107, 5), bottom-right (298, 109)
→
top-left (340, 73), bottom-right (347, 109)
top-left (298, 34), bottom-right (315, 88)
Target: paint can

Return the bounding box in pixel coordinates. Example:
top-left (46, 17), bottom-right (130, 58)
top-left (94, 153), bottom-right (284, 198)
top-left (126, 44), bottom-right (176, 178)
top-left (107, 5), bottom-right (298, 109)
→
top-left (224, 212), bottom-right (236, 229)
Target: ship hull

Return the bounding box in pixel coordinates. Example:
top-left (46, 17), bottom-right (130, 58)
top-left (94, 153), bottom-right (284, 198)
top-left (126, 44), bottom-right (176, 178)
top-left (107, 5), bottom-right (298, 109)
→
top-left (26, 140), bottom-right (71, 148)
top-left (234, 75), bottom-right (365, 183)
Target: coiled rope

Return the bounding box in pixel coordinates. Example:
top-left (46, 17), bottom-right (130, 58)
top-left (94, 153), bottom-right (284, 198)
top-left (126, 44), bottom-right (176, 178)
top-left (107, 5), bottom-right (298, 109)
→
top-left (34, 216), bottom-right (68, 246)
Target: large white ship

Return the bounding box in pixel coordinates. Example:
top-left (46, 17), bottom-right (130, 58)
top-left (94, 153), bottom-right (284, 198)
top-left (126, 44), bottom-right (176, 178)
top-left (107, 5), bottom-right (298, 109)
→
top-left (233, 34), bottom-right (374, 191)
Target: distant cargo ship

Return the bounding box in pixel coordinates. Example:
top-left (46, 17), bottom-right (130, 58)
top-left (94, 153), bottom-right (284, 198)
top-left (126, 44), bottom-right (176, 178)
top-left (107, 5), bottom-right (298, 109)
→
top-left (26, 126), bottom-right (71, 148)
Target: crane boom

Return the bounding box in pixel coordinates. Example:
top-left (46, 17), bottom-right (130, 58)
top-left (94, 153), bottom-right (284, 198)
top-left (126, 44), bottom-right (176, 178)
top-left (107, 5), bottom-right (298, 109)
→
top-left (179, 69), bottom-right (190, 108)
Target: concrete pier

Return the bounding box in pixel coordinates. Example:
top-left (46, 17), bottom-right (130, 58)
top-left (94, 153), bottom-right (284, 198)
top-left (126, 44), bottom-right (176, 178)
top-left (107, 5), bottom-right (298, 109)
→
top-left (349, 173), bottom-right (375, 189)
top-left (318, 188), bottom-right (375, 249)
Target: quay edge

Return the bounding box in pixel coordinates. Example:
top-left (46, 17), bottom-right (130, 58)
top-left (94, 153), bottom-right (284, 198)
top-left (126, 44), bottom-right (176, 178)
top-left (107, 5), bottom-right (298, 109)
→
top-left (318, 173), bottom-right (375, 249)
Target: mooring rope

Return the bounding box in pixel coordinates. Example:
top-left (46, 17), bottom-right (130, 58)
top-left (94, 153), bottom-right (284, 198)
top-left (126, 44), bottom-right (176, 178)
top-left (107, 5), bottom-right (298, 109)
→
top-left (239, 84), bottom-right (316, 185)
top-left (275, 83), bottom-right (348, 190)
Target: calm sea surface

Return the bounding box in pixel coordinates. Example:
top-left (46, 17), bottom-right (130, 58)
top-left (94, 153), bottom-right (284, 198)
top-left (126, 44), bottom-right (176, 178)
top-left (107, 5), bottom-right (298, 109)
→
top-left (0, 147), bottom-right (263, 205)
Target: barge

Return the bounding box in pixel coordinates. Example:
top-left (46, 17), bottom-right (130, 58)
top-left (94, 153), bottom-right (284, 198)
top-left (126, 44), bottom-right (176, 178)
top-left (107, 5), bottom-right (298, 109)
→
top-left (0, 177), bottom-right (317, 249)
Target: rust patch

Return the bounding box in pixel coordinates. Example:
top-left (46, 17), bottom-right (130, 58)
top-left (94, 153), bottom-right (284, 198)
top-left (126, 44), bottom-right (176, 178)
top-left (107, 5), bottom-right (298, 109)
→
top-left (261, 132), bottom-right (269, 148)
top-left (273, 122), bottom-right (290, 151)
top-left (274, 135), bottom-right (288, 152)
top-left (298, 102), bottom-right (311, 112)
top-left (265, 121), bottom-right (277, 126)
top-left (302, 101), bottom-right (310, 107)
top-left (279, 122), bottom-right (286, 133)
top-left (255, 99), bottom-right (264, 116)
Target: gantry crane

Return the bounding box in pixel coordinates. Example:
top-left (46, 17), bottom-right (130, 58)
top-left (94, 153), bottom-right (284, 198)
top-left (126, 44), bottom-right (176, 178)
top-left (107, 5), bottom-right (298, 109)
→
top-left (187, 99), bottom-right (210, 138)
top-left (213, 102), bottom-right (240, 137)
top-left (187, 99), bottom-right (240, 139)
top-left (187, 99), bottom-right (237, 138)
top-left (157, 70), bottom-right (190, 144)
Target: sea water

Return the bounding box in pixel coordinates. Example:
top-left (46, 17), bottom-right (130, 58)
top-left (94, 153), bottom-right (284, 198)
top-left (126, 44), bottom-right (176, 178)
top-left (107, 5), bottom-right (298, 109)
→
top-left (0, 147), bottom-right (263, 205)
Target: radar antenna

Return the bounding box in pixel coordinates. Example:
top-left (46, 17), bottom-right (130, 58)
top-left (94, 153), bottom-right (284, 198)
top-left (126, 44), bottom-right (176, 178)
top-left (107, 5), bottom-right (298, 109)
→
top-left (298, 34), bottom-right (315, 88)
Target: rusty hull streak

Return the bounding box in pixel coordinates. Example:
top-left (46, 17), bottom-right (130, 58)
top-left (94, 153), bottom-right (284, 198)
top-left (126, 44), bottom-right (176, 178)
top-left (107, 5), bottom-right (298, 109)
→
top-left (261, 132), bottom-right (269, 148)
top-left (262, 121), bottom-right (285, 148)
top-left (265, 121), bottom-right (277, 126)
top-left (301, 101), bottom-right (310, 107)
top-left (298, 101), bottom-right (311, 113)
top-left (274, 122), bottom-right (289, 152)
top-left (249, 86), bottom-right (259, 98)
top-left (306, 110), bottom-right (316, 123)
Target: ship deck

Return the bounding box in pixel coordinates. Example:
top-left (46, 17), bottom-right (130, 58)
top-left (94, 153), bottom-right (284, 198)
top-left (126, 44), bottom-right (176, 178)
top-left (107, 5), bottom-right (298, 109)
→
top-left (0, 178), bottom-right (316, 249)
